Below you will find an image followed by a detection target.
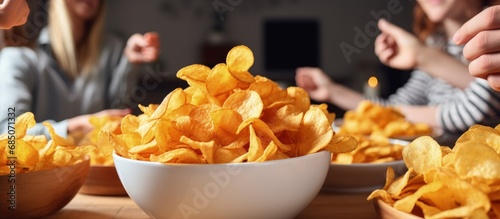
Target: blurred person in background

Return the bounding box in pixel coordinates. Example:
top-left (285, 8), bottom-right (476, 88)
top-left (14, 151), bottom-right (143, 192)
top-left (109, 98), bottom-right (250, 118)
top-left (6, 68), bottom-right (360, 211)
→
top-left (0, 0), bottom-right (160, 139)
top-left (454, 5), bottom-right (500, 91)
top-left (0, 0), bottom-right (30, 50)
top-left (0, 0), bottom-right (29, 29)
top-left (296, 0), bottom-right (500, 145)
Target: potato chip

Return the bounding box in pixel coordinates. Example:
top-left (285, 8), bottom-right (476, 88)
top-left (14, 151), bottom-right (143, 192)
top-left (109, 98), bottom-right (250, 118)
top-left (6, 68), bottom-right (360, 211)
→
top-left (226, 45), bottom-right (254, 73)
top-left (402, 136), bottom-right (442, 175)
top-left (454, 142), bottom-right (500, 182)
top-left (176, 64), bottom-right (210, 91)
top-left (0, 112), bottom-right (93, 175)
top-left (330, 134), bottom-right (403, 164)
top-left (223, 90), bottom-right (263, 121)
top-left (339, 100), bottom-right (432, 138)
top-left (206, 63), bottom-right (239, 97)
top-left (298, 107), bottom-right (334, 155)
top-left (100, 45), bottom-right (358, 165)
top-left (369, 124), bottom-right (500, 218)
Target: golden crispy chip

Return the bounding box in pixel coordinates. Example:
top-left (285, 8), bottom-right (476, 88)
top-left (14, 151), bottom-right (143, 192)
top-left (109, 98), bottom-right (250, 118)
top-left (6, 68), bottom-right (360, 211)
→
top-left (454, 142), bottom-right (500, 182)
top-left (13, 140), bottom-right (39, 169)
top-left (456, 125), bottom-right (500, 154)
top-left (226, 45), bottom-right (254, 73)
top-left (402, 136), bottom-right (442, 175)
top-left (150, 148), bottom-right (203, 164)
top-left (325, 135), bottom-right (358, 154)
top-left (184, 86), bottom-right (209, 106)
top-left (206, 63), bottom-right (239, 97)
top-left (387, 168), bottom-right (414, 197)
top-left (176, 64), bottom-right (211, 90)
top-left (179, 136), bottom-right (215, 164)
top-left (262, 105), bottom-right (303, 133)
top-left (223, 90), bottom-right (263, 121)
top-left (15, 112), bottom-right (36, 139)
top-left (214, 147), bottom-right (247, 164)
top-left (256, 141), bottom-right (278, 162)
top-left (298, 107), bottom-right (334, 155)
top-left (247, 124), bottom-right (264, 162)
top-left (286, 87), bottom-right (311, 113)
top-left (393, 181), bottom-right (443, 213)
top-left (128, 140), bottom-right (159, 155)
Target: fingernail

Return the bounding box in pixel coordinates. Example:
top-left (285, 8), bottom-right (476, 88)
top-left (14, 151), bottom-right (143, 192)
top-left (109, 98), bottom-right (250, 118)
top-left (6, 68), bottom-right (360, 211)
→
top-left (453, 32), bottom-right (461, 44)
top-left (378, 19), bottom-right (387, 29)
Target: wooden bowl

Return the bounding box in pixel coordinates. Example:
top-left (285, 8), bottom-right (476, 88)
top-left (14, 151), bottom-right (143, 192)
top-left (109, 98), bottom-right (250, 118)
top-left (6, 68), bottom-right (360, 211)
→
top-left (0, 158), bottom-right (90, 218)
top-left (79, 165), bottom-right (127, 196)
top-left (375, 199), bottom-right (423, 219)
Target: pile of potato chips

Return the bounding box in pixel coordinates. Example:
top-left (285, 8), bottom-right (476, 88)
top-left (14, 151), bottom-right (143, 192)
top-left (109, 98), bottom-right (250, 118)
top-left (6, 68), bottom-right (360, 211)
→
top-left (332, 134), bottom-right (405, 164)
top-left (339, 100), bottom-right (432, 138)
top-left (0, 112), bottom-right (93, 174)
top-left (368, 124), bottom-right (500, 218)
top-left (99, 45), bottom-right (357, 164)
top-left (77, 115), bottom-right (122, 165)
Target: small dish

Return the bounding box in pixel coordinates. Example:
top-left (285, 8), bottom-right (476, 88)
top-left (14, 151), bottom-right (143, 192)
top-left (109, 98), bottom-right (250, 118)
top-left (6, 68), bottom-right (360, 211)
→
top-left (79, 165), bottom-right (127, 196)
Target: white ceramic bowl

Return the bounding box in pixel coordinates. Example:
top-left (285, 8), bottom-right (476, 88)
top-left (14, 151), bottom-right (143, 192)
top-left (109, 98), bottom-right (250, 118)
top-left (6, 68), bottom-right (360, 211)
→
top-left (322, 139), bottom-right (409, 193)
top-left (113, 150), bottom-right (330, 219)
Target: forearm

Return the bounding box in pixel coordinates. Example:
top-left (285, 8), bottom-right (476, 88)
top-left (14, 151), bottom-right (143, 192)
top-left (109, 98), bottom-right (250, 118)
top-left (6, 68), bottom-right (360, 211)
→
top-left (396, 105), bottom-right (439, 128)
top-left (328, 82), bottom-right (364, 111)
top-left (416, 47), bottom-right (474, 89)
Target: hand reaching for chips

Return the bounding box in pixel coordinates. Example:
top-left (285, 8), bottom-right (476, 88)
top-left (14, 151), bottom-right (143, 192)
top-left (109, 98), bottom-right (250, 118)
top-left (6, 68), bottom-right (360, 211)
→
top-left (339, 101), bottom-right (432, 138)
top-left (368, 124), bottom-right (500, 218)
top-left (0, 112), bottom-right (94, 174)
top-left (99, 45), bottom-right (358, 164)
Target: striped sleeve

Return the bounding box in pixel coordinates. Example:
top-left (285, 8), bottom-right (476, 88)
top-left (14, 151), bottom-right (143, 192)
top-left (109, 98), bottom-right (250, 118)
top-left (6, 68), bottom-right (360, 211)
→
top-left (373, 70), bottom-right (430, 106)
top-left (437, 78), bottom-right (500, 133)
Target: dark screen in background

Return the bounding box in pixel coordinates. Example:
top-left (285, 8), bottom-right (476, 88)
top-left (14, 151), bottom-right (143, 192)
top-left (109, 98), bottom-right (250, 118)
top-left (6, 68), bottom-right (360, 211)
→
top-left (264, 19), bottom-right (320, 77)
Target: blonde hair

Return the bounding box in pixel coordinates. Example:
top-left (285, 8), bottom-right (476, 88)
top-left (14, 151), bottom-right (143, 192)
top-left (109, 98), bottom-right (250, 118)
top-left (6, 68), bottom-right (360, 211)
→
top-left (48, 0), bottom-right (105, 78)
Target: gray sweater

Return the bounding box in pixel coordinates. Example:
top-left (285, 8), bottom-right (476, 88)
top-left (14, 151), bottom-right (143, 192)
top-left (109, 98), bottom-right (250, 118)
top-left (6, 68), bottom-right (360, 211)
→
top-left (0, 28), bottom-right (138, 138)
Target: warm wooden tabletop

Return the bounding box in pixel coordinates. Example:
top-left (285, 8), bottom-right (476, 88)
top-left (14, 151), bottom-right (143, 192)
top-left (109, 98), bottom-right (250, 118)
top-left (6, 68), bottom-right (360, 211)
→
top-left (43, 190), bottom-right (380, 219)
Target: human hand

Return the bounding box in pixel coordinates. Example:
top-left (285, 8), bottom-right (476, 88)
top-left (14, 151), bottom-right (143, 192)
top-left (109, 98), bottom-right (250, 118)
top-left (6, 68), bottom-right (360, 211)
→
top-left (295, 67), bottom-right (333, 102)
top-left (125, 32), bottom-right (160, 64)
top-left (375, 19), bottom-right (424, 70)
top-left (454, 6), bottom-right (500, 91)
top-left (67, 108), bottom-right (131, 137)
top-left (0, 0), bottom-right (30, 29)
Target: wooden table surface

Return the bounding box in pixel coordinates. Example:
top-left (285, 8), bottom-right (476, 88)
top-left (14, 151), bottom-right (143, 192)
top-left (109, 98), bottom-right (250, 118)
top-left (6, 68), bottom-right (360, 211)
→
top-left (43, 190), bottom-right (380, 219)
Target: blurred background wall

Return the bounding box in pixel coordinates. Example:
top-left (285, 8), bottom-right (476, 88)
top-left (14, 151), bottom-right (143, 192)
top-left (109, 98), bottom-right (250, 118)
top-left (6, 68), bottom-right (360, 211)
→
top-left (105, 0), bottom-right (414, 115)
top-left (1, 0), bottom-right (415, 116)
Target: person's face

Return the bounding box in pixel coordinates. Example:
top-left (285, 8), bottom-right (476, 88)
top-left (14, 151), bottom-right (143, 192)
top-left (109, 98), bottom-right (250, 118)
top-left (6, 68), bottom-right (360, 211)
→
top-left (65, 0), bottom-right (101, 22)
top-left (417, 0), bottom-right (477, 22)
